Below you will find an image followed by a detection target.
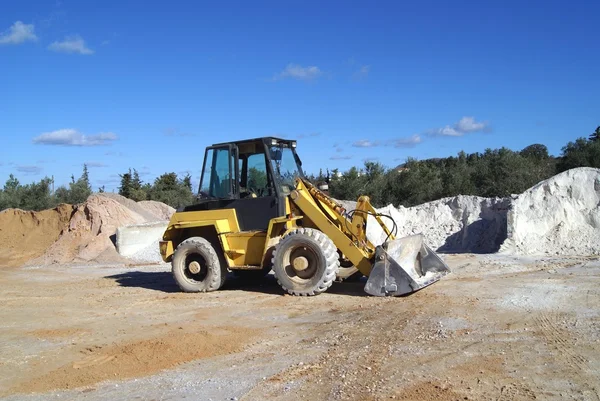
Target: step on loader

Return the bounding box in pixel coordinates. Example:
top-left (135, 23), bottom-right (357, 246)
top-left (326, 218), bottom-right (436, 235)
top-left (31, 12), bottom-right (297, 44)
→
top-left (159, 137), bottom-right (450, 296)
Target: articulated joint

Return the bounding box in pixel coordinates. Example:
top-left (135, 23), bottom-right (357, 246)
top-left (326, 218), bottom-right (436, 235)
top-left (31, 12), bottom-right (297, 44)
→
top-left (357, 195), bottom-right (371, 204)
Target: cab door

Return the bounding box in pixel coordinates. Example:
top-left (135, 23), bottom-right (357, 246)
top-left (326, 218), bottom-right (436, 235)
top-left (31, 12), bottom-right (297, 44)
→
top-left (233, 147), bottom-right (280, 231)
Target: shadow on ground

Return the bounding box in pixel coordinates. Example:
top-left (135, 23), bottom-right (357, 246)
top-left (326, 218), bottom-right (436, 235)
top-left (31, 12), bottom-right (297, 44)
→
top-left (105, 271), bottom-right (371, 297)
top-left (105, 271), bottom-right (180, 293)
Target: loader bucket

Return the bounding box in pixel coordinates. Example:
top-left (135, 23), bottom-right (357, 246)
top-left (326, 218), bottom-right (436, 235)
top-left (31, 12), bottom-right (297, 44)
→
top-left (364, 234), bottom-right (450, 296)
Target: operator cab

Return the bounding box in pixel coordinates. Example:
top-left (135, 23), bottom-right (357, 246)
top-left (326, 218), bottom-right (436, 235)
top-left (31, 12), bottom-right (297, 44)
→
top-left (183, 137), bottom-right (304, 231)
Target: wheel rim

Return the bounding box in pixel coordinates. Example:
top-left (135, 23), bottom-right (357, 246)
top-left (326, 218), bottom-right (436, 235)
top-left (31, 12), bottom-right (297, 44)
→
top-left (283, 245), bottom-right (319, 282)
top-left (184, 253), bottom-right (208, 283)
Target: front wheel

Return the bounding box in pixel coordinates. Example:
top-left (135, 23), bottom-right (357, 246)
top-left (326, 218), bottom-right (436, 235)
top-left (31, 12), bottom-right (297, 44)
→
top-left (172, 237), bottom-right (227, 292)
top-left (272, 228), bottom-right (340, 296)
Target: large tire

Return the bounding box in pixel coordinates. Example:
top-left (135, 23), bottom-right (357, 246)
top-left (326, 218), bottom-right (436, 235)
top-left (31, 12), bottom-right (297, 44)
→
top-left (272, 228), bottom-right (340, 296)
top-left (172, 237), bottom-right (227, 292)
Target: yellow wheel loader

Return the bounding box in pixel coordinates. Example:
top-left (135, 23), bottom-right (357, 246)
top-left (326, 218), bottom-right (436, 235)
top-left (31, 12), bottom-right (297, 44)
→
top-left (159, 137), bottom-right (450, 296)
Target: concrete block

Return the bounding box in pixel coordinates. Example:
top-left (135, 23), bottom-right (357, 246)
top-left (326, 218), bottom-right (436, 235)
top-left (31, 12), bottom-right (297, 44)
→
top-left (116, 221), bottom-right (169, 257)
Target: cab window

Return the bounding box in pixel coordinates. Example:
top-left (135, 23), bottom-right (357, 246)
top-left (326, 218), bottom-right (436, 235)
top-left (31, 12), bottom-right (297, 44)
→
top-left (199, 147), bottom-right (233, 198)
top-left (240, 152), bottom-right (270, 198)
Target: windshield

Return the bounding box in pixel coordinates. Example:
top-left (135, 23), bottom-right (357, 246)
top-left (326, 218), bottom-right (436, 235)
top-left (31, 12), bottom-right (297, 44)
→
top-left (269, 145), bottom-right (301, 194)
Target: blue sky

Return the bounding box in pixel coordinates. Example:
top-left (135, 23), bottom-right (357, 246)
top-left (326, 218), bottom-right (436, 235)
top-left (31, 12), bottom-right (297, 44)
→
top-left (1, 0), bottom-right (599, 192)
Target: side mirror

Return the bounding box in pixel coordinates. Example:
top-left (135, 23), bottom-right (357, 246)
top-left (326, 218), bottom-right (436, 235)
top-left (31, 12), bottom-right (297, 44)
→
top-left (269, 147), bottom-right (282, 161)
top-left (197, 191), bottom-right (210, 200)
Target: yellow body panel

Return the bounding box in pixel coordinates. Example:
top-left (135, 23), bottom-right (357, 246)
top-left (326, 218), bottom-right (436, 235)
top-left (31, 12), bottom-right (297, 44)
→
top-left (224, 231), bottom-right (267, 266)
top-left (161, 209), bottom-right (240, 264)
top-left (167, 209), bottom-right (241, 232)
top-left (159, 179), bottom-right (385, 278)
top-left (160, 208), bottom-right (299, 269)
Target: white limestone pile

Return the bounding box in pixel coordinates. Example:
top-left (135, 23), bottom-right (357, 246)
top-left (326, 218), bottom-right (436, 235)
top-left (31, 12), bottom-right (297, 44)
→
top-left (363, 196), bottom-right (510, 253)
top-left (502, 167), bottom-right (600, 255)
top-left (342, 167), bottom-right (600, 256)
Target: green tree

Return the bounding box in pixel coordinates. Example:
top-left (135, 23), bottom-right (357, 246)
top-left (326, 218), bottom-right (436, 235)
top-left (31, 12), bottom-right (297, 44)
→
top-left (388, 159), bottom-right (444, 206)
top-left (67, 164), bottom-right (92, 204)
top-left (439, 152), bottom-right (476, 198)
top-left (361, 162), bottom-right (387, 206)
top-left (558, 137), bottom-right (600, 171)
top-left (182, 173), bottom-right (192, 191)
top-left (128, 169), bottom-right (148, 201)
top-left (330, 168), bottom-right (340, 181)
top-left (589, 126), bottom-right (600, 142)
top-left (0, 174), bottom-right (22, 209)
top-left (54, 186), bottom-right (71, 204)
top-left (520, 144), bottom-right (549, 160)
top-left (132, 169), bottom-right (142, 191)
top-left (19, 177), bottom-right (53, 211)
top-left (148, 173), bottom-right (194, 208)
top-left (118, 169), bottom-right (133, 199)
top-left (248, 167), bottom-right (268, 191)
top-left (329, 166), bottom-right (362, 202)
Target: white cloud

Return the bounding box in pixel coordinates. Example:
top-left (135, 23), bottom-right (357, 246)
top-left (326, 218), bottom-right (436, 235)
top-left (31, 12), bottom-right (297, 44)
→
top-left (274, 64), bottom-right (323, 81)
top-left (16, 165), bottom-right (42, 175)
top-left (85, 162), bottom-right (108, 168)
top-left (353, 65), bottom-right (370, 79)
top-left (297, 132), bottom-right (321, 139)
top-left (352, 135), bottom-right (422, 149)
top-left (0, 21), bottom-right (38, 45)
top-left (428, 116), bottom-right (490, 137)
top-left (97, 176), bottom-right (121, 186)
top-left (391, 134), bottom-right (422, 148)
top-left (48, 35), bottom-right (94, 55)
top-left (330, 155), bottom-right (352, 160)
top-left (352, 139), bottom-right (379, 148)
top-left (33, 129), bottom-right (118, 146)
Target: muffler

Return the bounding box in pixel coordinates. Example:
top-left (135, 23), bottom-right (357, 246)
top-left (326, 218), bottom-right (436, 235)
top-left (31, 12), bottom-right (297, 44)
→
top-left (364, 234), bottom-right (450, 296)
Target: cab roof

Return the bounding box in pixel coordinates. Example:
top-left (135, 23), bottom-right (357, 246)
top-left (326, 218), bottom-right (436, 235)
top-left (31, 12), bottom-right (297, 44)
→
top-left (212, 136), bottom-right (294, 147)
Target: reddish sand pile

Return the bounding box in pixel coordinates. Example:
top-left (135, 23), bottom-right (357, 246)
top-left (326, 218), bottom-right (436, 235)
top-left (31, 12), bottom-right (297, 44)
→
top-left (137, 200), bottom-right (176, 220)
top-left (0, 194), bottom-right (175, 268)
top-left (0, 204), bottom-right (75, 267)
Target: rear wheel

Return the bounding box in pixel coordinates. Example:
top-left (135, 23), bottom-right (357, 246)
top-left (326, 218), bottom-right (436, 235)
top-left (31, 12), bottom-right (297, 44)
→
top-left (172, 237), bottom-right (227, 292)
top-left (272, 228), bottom-right (340, 296)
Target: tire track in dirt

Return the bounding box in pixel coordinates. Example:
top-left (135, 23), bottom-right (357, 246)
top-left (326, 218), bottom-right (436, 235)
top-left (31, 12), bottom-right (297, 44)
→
top-left (530, 297), bottom-right (600, 400)
top-left (496, 383), bottom-right (537, 401)
top-left (534, 312), bottom-right (588, 371)
top-left (241, 299), bottom-right (417, 401)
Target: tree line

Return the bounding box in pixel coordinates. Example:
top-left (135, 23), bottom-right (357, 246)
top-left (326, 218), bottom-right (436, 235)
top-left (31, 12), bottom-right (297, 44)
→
top-left (117, 169), bottom-right (194, 208)
top-left (0, 165), bottom-right (195, 212)
top-left (311, 126), bottom-right (600, 207)
top-left (0, 166), bottom-right (93, 212)
top-left (1, 126), bottom-right (598, 211)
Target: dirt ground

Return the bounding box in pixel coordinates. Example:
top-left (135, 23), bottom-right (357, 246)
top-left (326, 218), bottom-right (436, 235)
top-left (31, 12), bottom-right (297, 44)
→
top-left (1, 254), bottom-right (599, 401)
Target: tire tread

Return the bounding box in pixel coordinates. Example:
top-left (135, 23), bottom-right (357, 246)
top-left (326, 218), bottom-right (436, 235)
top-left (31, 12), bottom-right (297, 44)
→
top-left (271, 228), bottom-right (340, 296)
